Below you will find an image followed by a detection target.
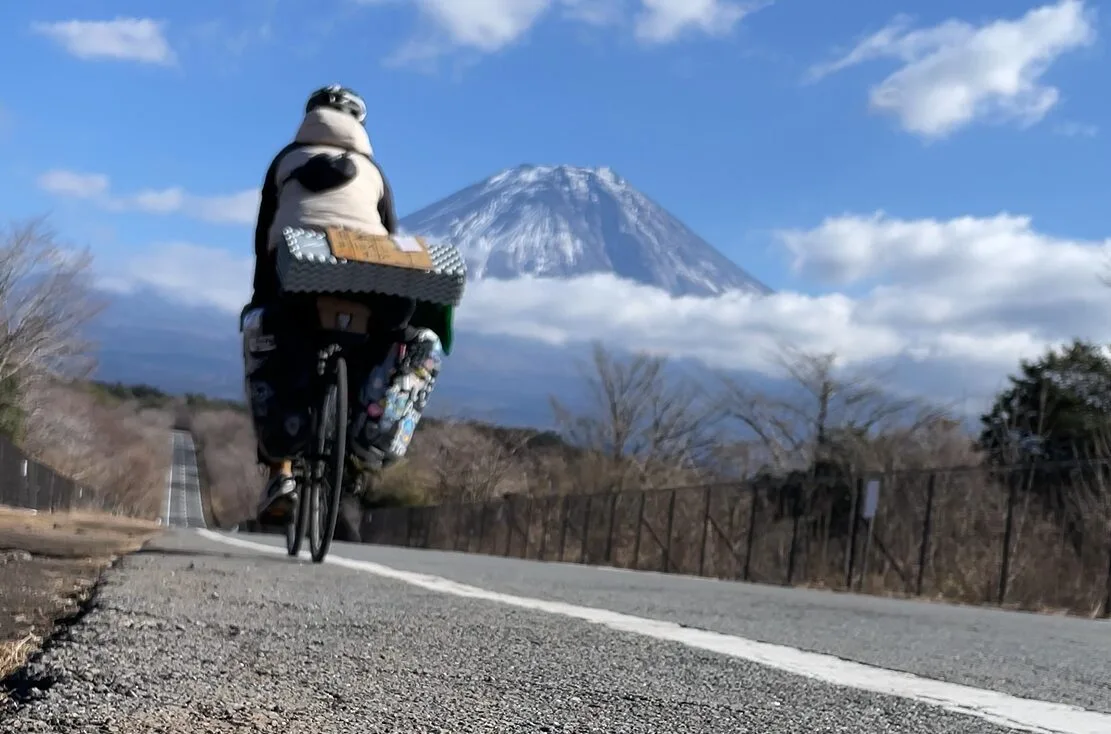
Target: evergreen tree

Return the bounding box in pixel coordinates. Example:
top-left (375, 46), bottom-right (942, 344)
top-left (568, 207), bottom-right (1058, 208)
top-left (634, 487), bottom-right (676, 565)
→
top-left (980, 339), bottom-right (1111, 464)
top-left (980, 340), bottom-right (1111, 555)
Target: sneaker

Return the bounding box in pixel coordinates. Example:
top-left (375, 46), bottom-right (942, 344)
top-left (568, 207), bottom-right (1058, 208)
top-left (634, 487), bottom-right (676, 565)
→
top-left (256, 473), bottom-right (297, 524)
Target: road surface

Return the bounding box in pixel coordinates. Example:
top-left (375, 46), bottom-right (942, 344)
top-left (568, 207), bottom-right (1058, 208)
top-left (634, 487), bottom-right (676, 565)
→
top-left (162, 431), bottom-right (206, 529)
top-left (5, 434), bottom-right (1109, 732)
top-left (4, 525), bottom-right (1109, 733)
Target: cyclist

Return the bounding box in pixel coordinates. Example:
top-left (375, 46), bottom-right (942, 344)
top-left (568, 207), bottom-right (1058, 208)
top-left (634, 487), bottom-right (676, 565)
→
top-left (242, 84), bottom-right (454, 525)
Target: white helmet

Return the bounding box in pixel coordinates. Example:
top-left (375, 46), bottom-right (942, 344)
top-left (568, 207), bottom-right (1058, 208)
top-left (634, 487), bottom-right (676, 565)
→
top-left (305, 84), bottom-right (367, 125)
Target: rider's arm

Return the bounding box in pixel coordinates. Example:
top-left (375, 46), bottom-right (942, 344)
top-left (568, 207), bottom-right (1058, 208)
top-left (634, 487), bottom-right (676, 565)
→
top-left (250, 147), bottom-right (293, 307)
top-left (377, 163), bottom-right (399, 235)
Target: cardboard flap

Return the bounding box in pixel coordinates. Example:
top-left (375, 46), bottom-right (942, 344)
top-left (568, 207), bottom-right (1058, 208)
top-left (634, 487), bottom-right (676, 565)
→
top-left (325, 228), bottom-right (433, 270)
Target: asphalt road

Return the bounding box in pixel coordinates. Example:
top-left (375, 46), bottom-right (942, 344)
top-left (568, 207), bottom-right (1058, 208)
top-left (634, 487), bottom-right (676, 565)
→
top-left (163, 431), bottom-right (206, 530)
top-left (6, 434), bottom-right (1109, 732)
top-left (4, 526), bottom-right (1108, 734)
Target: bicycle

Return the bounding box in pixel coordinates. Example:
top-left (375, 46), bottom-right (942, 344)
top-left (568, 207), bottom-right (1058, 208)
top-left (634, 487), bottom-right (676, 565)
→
top-left (284, 332), bottom-right (354, 564)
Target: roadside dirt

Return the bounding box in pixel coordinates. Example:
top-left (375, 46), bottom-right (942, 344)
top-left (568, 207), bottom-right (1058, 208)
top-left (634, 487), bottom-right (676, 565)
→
top-left (0, 507), bottom-right (160, 683)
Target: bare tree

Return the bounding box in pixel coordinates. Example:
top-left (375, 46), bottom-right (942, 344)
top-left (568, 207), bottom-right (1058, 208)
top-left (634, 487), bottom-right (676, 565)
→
top-left (0, 217), bottom-right (103, 433)
top-left (189, 409), bottom-right (261, 525)
top-left (550, 343), bottom-right (719, 493)
top-left (429, 421), bottom-right (529, 503)
top-left (718, 345), bottom-right (942, 475)
top-left (20, 381), bottom-right (172, 517)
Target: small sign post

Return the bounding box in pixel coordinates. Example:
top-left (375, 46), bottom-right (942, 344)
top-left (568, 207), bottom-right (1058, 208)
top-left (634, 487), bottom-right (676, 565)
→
top-left (858, 476), bottom-right (882, 590)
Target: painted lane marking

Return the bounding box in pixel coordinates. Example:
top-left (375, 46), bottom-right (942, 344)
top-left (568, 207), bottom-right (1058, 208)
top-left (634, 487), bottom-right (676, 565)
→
top-left (195, 529), bottom-right (1111, 734)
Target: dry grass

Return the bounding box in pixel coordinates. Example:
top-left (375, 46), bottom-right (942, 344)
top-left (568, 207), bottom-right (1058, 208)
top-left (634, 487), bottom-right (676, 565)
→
top-left (0, 506), bottom-right (159, 690)
top-left (0, 505), bottom-right (160, 558)
top-left (0, 635), bottom-right (38, 680)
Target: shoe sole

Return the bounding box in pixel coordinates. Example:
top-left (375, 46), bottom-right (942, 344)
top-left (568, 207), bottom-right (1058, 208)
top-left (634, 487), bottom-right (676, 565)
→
top-left (257, 493), bottom-right (296, 525)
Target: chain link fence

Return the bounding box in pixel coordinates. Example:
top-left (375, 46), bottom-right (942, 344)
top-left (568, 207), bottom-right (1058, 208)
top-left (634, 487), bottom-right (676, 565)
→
top-left (0, 434), bottom-right (99, 513)
top-left (360, 462), bottom-right (1111, 617)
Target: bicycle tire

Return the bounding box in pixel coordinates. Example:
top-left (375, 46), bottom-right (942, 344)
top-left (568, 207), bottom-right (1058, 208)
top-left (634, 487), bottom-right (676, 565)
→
top-left (309, 354), bottom-right (347, 563)
top-left (285, 470), bottom-right (309, 557)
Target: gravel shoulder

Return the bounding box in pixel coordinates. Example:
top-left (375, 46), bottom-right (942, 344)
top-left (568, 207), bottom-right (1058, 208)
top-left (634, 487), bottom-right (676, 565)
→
top-left (0, 530), bottom-right (1042, 733)
top-left (0, 507), bottom-right (160, 685)
top-left (240, 538), bottom-right (1111, 714)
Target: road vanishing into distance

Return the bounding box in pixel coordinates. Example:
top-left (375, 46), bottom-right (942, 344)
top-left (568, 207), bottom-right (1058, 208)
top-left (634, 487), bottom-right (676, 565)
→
top-left (4, 436), bottom-right (1111, 733)
top-left (163, 431), bottom-right (207, 530)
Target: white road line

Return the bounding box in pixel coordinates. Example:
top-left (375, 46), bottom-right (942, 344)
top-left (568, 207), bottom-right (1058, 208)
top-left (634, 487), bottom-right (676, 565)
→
top-left (195, 529), bottom-right (1110, 734)
top-left (162, 462), bottom-right (173, 527)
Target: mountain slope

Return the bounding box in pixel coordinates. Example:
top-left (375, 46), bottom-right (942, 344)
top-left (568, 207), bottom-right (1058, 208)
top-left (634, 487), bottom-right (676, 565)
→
top-left (401, 164), bottom-right (772, 297)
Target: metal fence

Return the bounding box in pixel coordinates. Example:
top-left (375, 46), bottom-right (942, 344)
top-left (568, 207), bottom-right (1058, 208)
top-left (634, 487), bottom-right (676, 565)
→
top-left (360, 463), bottom-right (1111, 617)
top-left (0, 433), bottom-right (96, 513)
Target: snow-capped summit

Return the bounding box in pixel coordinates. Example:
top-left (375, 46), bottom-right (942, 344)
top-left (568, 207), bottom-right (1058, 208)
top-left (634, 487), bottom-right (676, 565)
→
top-left (400, 164), bottom-right (772, 297)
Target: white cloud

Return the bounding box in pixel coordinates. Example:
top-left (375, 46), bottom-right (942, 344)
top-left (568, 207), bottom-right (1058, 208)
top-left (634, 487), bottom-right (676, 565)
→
top-left (37, 170), bottom-right (258, 226)
top-left (110, 187), bottom-right (260, 225)
top-left (100, 243), bottom-right (253, 313)
top-left (31, 17), bottom-right (176, 65)
top-left (360, 0), bottom-right (763, 61)
top-left (808, 0), bottom-right (1096, 138)
top-left (634, 0), bottom-right (762, 43)
top-left (107, 212), bottom-right (1111, 408)
top-left (417, 0), bottom-right (551, 52)
top-left (37, 170), bottom-right (110, 199)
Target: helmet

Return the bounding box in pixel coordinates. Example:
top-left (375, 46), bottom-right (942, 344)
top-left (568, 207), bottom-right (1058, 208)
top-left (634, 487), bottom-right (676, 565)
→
top-left (305, 84), bottom-right (367, 125)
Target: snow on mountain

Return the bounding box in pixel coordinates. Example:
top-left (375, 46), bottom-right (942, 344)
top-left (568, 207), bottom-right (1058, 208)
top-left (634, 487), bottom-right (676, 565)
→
top-left (400, 164), bottom-right (772, 297)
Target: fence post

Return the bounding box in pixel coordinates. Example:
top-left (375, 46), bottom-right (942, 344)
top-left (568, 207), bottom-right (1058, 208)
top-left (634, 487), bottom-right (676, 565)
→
top-left (453, 503), bottom-right (465, 551)
top-left (844, 478), bottom-right (861, 589)
top-left (580, 495), bottom-right (593, 564)
top-left (632, 491), bottom-right (646, 570)
top-left (998, 476), bottom-right (1019, 605)
top-left (558, 495), bottom-right (570, 562)
top-left (698, 486), bottom-right (711, 576)
top-left (522, 498), bottom-right (534, 559)
top-left (858, 515), bottom-right (875, 592)
top-left (916, 473), bottom-right (936, 596)
top-left (21, 459), bottom-right (30, 509)
top-left (661, 490), bottom-right (677, 573)
top-left (538, 498), bottom-right (550, 561)
top-left (477, 502), bottom-right (488, 554)
top-left (1103, 526), bottom-right (1111, 619)
top-left (786, 484), bottom-right (803, 586)
top-left (742, 485), bottom-right (758, 582)
top-left (604, 493), bottom-right (618, 564)
top-left (504, 498), bottom-right (514, 557)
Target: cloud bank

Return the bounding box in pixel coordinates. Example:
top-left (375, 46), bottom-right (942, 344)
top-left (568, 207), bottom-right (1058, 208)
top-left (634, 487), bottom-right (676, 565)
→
top-left (357, 0), bottom-right (766, 63)
top-left (99, 211), bottom-right (1111, 408)
top-left (38, 170), bottom-right (258, 226)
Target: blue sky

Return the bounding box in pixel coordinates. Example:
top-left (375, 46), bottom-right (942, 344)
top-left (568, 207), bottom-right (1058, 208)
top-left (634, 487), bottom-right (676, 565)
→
top-left (0, 0), bottom-right (1108, 407)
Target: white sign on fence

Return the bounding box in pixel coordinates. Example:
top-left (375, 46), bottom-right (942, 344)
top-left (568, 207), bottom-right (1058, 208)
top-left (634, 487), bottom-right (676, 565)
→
top-left (862, 478), bottom-right (881, 519)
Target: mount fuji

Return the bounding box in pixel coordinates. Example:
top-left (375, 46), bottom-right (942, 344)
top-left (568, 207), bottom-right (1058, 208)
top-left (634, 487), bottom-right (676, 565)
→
top-left (91, 164), bottom-right (771, 425)
top-left (401, 164), bottom-right (771, 297)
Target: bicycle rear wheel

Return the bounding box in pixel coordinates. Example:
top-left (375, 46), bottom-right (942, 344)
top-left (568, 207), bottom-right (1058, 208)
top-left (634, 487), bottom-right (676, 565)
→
top-left (309, 354), bottom-right (347, 563)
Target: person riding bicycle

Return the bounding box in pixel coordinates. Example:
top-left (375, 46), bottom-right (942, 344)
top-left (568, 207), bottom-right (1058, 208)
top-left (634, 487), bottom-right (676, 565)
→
top-left (242, 84), bottom-right (453, 525)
